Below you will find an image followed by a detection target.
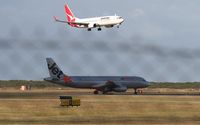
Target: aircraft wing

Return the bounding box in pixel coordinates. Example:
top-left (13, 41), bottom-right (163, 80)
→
top-left (92, 81), bottom-right (127, 92)
top-left (53, 16), bottom-right (69, 23)
top-left (93, 81), bottom-right (121, 90)
top-left (68, 22), bottom-right (89, 25)
top-left (53, 16), bottom-right (89, 26)
top-left (92, 81), bottom-right (116, 89)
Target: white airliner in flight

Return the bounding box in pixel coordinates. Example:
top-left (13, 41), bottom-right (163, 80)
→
top-left (54, 4), bottom-right (124, 31)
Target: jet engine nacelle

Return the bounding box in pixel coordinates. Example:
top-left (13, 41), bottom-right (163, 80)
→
top-left (88, 23), bottom-right (97, 28)
top-left (105, 25), bottom-right (114, 28)
top-left (113, 86), bottom-right (127, 92)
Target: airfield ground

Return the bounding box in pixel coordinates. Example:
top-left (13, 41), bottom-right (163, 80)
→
top-left (0, 81), bottom-right (200, 125)
top-left (0, 89), bottom-right (199, 125)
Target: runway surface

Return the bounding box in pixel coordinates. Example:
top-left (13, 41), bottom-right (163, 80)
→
top-left (0, 89), bottom-right (199, 99)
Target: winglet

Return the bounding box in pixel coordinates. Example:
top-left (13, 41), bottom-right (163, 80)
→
top-left (53, 16), bottom-right (59, 22)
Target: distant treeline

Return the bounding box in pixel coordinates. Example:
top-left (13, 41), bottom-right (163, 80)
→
top-left (0, 80), bottom-right (60, 88)
top-left (0, 80), bottom-right (200, 89)
top-left (150, 82), bottom-right (200, 89)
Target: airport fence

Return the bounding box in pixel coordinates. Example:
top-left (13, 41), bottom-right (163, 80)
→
top-left (1, 29), bottom-right (200, 82)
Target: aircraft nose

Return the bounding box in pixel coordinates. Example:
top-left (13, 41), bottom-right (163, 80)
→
top-left (121, 18), bottom-right (124, 23)
top-left (145, 81), bottom-right (151, 87)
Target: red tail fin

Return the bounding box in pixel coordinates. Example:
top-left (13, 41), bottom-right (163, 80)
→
top-left (64, 4), bottom-right (75, 22)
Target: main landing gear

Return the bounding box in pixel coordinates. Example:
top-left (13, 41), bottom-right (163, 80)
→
top-left (134, 89), bottom-right (138, 95)
top-left (94, 90), bottom-right (99, 94)
top-left (97, 27), bottom-right (102, 31)
top-left (93, 90), bottom-right (107, 94)
top-left (87, 28), bottom-right (102, 31)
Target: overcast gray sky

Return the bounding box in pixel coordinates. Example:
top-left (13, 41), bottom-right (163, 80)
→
top-left (1, 0), bottom-right (200, 81)
top-left (1, 0), bottom-right (200, 48)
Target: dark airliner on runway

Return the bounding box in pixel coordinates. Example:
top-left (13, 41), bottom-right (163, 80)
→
top-left (44, 58), bottom-right (150, 94)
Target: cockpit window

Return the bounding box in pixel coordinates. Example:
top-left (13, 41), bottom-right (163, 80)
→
top-left (117, 17), bottom-right (122, 19)
top-left (141, 78), bottom-right (146, 82)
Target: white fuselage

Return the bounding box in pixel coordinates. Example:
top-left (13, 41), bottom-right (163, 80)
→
top-left (75, 16), bottom-right (124, 28)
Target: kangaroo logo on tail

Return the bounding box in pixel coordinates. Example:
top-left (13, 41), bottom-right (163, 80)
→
top-left (64, 4), bottom-right (75, 22)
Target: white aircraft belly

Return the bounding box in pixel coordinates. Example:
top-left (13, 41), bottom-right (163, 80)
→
top-left (98, 20), bottom-right (120, 26)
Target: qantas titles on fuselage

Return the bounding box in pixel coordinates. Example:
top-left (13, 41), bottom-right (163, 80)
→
top-left (54, 3), bottom-right (124, 31)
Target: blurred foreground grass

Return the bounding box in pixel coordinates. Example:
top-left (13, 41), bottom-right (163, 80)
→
top-left (0, 94), bottom-right (199, 125)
